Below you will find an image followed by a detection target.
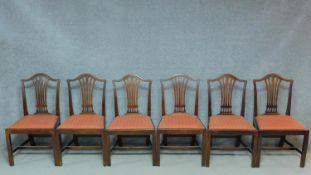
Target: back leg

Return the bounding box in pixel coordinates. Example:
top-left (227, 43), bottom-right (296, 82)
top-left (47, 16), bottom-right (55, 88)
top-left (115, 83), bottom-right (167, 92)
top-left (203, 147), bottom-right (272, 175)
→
top-left (278, 135), bottom-right (286, 147)
top-left (28, 135), bottom-right (36, 146)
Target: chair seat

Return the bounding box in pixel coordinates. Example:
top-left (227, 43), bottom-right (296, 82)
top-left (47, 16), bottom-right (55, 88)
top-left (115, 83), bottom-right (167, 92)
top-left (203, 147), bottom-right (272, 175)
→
top-left (58, 114), bottom-right (104, 131)
top-left (158, 113), bottom-right (205, 131)
top-left (256, 115), bottom-right (307, 131)
top-left (209, 115), bottom-right (255, 131)
top-left (7, 114), bottom-right (58, 130)
top-left (108, 114), bottom-right (154, 131)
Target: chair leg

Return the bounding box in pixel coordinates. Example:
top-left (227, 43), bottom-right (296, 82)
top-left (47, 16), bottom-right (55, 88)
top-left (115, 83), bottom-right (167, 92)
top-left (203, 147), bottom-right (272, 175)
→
top-left (155, 133), bottom-right (160, 166)
top-left (205, 131), bottom-right (211, 167)
top-left (300, 131), bottom-right (309, 167)
top-left (28, 135), bottom-right (36, 146)
top-left (103, 133), bottom-right (111, 166)
top-left (191, 135), bottom-right (196, 146)
top-left (256, 133), bottom-right (262, 167)
top-left (251, 132), bottom-right (259, 168)
top-left (201, 131), bottom-right (207, 167)
top-left (146, 135), bottom-right (150, 146)
top-left (152, 132), bottom-right (157, 166)
top-left (235, 135), bottom-right (241, 147)
top-left (162, 135), bottom-right (168, 146)
top-left (52, 132), bottom-right (62, 166)
top-left (5, 130), bottom-right (14, 166)
top-left (117, 136), bottom-right (123, 147)
top-left (73, 135), bottom-right (79, 146)
top-left (278, 135), bottom-right (286, 147)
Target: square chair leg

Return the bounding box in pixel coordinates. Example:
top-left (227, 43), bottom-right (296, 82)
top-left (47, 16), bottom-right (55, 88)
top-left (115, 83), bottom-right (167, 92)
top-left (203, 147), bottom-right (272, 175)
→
top-left (155, 133), bottom-right (160, 166)
top-left (103, 133), bottom-right (111, 166)
top-left (301, 131), bottom-right (309, 167)
top-left (205, 131), bottom-right (211, 167)
top-left (201, 131), bottom-right (207, 167)
top-left (251, 132), bottom-right (259, 167)
top-left (256, 133), bottom-right (263, 167)
top-left (52, 133), bottom-right (62, 166)
top-left (5, 130), bottom-right (14, 166)
top-left (152, 132), bottom-right (158, 166)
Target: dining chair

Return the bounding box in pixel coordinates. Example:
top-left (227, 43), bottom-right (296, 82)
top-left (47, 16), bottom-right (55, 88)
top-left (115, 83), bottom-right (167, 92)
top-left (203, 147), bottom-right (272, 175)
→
top-left (103, 74), bottom-right (156, 166)
top-left (5, 73), bottom-right (60, 166)
top-left (55, 73), bottom-right (106, 166)
top-left (254, 73), bottom-right (309, 167)
top-left (156, 74), bottom-right (206, 166)
top-left (205, 74), bottom-right (257, 167)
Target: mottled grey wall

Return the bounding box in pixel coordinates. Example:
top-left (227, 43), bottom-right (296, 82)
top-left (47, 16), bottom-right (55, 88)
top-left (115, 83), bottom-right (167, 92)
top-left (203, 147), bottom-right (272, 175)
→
top-left (1, 0), bottom-right (311, 146)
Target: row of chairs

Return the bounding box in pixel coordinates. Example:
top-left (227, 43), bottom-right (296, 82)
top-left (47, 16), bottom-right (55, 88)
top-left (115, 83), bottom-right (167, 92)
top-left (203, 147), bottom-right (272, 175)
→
top-left (5, 73), bottom-right (309, 167)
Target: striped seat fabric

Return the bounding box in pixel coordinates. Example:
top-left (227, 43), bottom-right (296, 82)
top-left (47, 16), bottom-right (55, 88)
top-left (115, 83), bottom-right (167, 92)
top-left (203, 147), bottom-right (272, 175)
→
top-left (256, 115), bottom-right (307, 131)
top-left (158, 113), bottom-right (205, 130)
top-left (58, 114), bottom-right (104, 131)
top-left (8, 114), bottom-right (58, 130)
top-left (108, 113), bottom-right (154, 131)
top-left (209, 115), bottom-right (255, 131)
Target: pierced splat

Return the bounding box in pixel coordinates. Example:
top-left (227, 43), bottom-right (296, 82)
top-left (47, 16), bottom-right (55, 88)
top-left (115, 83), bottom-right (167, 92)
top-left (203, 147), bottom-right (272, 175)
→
top-left (22, 73), bottom-right (60, 116)
top-left (79, 76), bottom-right (95, 113)
top-left (124, 75), bottom-right (141, 113)
top-left (161, 74), bottom-right (199, 115)
top-left (32, 75), bottom-right (49, 113)
top-left (253, 73), bottom-right (293, 116)
top-left (113, 74), bottom-right (152, 116)
top-left (208, 74), bottom-right (247, 117)
top-left (68, 74), bottom-right (106, 115)
top-left (172, 76), bottom-right (188, 112)
top-left (264, 76), bottom-right (281, 114)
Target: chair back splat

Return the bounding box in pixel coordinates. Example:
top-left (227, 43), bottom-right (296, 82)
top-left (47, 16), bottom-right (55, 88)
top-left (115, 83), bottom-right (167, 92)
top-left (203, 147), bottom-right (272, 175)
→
top-left (161, 74), bottom-right (199, 116)
top-left (67, 73), bottom-right (106, 116)
top-left (113, 74), bottom-right (152, 117)
top-left (253, 73), bottom-right (293, 116)
top-left (208, 74), bottom-right (247, 117)
top-left (22, 73), bottom-right (60, 116)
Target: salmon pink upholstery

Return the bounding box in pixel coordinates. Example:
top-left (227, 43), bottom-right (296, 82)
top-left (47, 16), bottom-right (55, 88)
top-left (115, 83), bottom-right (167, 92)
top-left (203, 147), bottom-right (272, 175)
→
top-left (58, 114), bottom-right (104, 131)
top-left (256, 115), bottom-right (307, 131)
top-left (209, 115), bottom-right (255, 131)
top-left (8, 114), bottom-right (58, 130)
top-left (158, 113), bottom-right (205, 130)
top-left (108, 114), bottom-right (154, 131)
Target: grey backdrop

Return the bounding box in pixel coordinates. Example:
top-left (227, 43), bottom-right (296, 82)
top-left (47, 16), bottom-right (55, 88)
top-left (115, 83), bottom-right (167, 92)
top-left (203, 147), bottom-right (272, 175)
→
top-left (0, 0), bottom-right (311, 147)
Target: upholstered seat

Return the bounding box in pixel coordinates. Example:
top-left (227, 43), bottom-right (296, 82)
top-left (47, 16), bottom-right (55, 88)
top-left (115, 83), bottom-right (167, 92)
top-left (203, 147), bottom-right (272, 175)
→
top-left (8, 114), bottom-right (58, 130)
top-left (158, 113), bottom-right (205, 130)
top-left (58, 114), bottom-right (104, 131)
top-left (256, 115), bottom-right (307, 131)
top-left (108, 113), bottom-right (154, 131)
top-left (209, 115), bottom-right (255, 131)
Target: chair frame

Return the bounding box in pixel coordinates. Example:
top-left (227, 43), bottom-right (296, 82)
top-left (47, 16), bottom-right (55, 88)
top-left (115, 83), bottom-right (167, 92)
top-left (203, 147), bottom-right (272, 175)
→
top-left (55, 73), bottom-right (106, 166)
top-left (5, 73), bottom-right (60, 166)
top-left (205, 74), bottom-right (258, 167)
top-left (156, 74), bottom-right (206, 166)
top-left (254, 73), bottom-right (309, 167)
top-left (103, 74), bottom-right (156, 166)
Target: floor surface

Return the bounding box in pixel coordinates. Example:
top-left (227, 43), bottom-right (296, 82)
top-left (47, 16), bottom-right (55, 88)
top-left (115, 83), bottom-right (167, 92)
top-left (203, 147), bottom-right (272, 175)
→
top-left (1, 144), bottom-right (310, 175)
